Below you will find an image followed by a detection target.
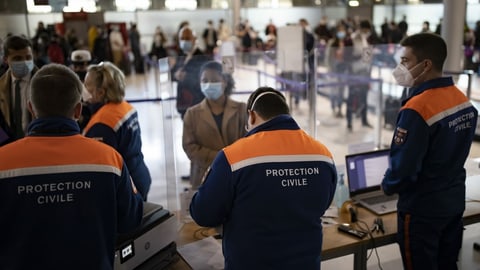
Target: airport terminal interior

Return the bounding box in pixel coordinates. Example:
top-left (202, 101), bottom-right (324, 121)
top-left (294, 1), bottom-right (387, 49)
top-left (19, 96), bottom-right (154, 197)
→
top-left (2, 0), bottom-right (480, 269)
top-left (126, 54), bottom-right (480, 269)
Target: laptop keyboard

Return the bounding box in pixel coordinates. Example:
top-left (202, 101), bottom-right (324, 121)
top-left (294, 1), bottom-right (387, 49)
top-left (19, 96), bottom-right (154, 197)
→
top-left (362, 195), bottom-right (393, 205)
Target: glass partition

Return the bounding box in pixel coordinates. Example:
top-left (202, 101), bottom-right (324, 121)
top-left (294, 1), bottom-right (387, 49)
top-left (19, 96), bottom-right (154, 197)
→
top-left (124, 43), bottom-right (475, 217)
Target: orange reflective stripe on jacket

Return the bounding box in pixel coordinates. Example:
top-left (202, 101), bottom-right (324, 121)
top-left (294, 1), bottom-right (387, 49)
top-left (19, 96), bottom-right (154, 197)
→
top-left (83, 101), bottom-right (136, 134)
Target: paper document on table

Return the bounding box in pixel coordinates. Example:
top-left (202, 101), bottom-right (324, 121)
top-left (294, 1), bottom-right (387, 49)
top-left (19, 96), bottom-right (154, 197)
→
top-left (321, 217), bottom-right (338, 227)
top-left (178, 236), bottom-right (224, 270)
top-left (323, 206), bottom-right (339, 218)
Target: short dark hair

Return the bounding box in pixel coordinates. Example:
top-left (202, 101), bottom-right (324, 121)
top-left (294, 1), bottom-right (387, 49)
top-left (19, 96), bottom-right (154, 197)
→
top-left (400, 33), bottom-right (447, 72)
top-left (4, 35), bottom-right (31, 57)
top-left (247, 87), bottom-right (289, 120)
top-left (200, 61), bottom-right (235, 96)
top-left (30, 64), bottom-right (83, 118)
top-left (178, 25), bottom-right (194, 39)
top-left (359, 20), bottom-right (372, 30)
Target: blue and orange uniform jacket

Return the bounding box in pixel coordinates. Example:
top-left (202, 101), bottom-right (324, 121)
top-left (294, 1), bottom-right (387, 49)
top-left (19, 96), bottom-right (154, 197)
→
top-left (0, 117), bottom-right (143, 270)
top-left (382, 77), bottom-right (478, 217)
top-left (190, 114), bottom-right (337, 270)
top-left (83, 101), bottom-right (151, 200)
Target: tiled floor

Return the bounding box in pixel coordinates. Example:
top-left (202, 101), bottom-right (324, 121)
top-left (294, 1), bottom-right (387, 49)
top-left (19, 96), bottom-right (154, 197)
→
top-left (124, 58), bottom-right (480, 269)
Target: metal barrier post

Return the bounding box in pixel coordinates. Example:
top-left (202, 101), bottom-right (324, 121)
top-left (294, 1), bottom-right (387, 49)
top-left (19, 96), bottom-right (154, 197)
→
top-left (376, 79), bottom-right (384, 149)
top-left (162, 99), bottom-right (179, 212)
top-left (154, 60), bottom-right (160, 98)
top-left (263, 53), bottom-right (268, 86)
top-left (257, 70), bottom-right (261, 88)
top-left (445, 69), bottom-right (475, 99)
top-left (310, 48), bottom-right (318, 139)
top-left (467, 70), bottom-right (474, 99)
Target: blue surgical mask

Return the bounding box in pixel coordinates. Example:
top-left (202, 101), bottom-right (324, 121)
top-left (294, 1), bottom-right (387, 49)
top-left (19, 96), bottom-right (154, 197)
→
top-left (10, 60), bottom-right (34, 78)
top-left (201, 82), bottom-right (223, 100)
top-left (336, 31), bottom-right (346, 39)
top-left (180, 40), bottom-right (193, 53)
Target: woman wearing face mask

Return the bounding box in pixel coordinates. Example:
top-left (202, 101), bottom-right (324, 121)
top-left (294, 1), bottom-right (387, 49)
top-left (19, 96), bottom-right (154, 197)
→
top-left (182, 61), bottom-right (247, 189)
top-left (82, 61), bottom-right (152, 200)
top-left (345, 19), bottom-right (380, 131)
top-left (149, 26), bottom-right (167, 62)
top-left (0, 35), bottom-right (38, 144)
top-left (171, 25), bottom-right (212, 119)
top-left (327, 24), bottom-right (352, 118)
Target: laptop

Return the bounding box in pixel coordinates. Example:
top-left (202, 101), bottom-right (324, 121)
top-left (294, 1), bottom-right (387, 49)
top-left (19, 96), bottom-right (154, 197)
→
top-left (345, 149), bottom-right (398, 215)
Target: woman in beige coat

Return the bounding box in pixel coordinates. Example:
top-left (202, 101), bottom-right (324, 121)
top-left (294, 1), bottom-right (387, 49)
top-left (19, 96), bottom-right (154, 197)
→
top-left (183, 61), bottom-right (247, 189)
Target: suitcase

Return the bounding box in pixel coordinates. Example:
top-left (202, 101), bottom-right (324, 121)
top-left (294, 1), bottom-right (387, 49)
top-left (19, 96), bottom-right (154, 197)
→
top-left (384, 96), bottom-right (401, 129)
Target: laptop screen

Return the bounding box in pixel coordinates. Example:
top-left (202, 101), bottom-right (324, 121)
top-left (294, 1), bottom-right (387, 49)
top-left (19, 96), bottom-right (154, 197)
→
top-left (345, 149), bottom-right (390, 196)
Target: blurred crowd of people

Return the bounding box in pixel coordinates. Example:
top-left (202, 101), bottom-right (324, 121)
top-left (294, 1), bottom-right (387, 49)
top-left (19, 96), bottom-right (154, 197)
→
top-left (1, 16), bottom-right (479, 133)
top-left (1, 15), bottom-right (479, 77)
top-left (0, 21), bottom-right (148, 77)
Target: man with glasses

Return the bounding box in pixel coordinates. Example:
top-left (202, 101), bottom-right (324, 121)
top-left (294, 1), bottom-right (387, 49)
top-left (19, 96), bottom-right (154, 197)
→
top-left (190, 86), bottom-right (337, 270)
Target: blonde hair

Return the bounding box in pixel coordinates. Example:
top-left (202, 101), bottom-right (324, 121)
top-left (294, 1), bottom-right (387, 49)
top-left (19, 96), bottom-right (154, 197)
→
top-left (86, 61), bottom-right (125, 103)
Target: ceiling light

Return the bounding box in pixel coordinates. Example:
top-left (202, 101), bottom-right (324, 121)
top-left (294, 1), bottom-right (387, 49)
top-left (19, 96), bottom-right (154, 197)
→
top-left (349, 0), bottom-right (360, 7)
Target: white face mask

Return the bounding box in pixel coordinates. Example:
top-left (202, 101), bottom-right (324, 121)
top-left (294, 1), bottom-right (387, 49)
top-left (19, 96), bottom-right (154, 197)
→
top-left (392, 61), bottom-right (424, 87)
top-left (201, 82), bottom-right (223, 100)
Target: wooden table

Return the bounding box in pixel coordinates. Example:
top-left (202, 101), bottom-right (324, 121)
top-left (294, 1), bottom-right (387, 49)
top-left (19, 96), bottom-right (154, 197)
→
top-left (322, 175), bottom-right (480, 270)
top-left (176, 176), bottom-right (480, 270)
top-left (322, 207), bottom-right (396, 270)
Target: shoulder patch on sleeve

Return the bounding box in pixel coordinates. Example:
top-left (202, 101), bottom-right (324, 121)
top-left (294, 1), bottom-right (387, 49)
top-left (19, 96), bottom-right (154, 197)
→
top-left (393, 127), bottom-right (408, 145)
top-left (131, 178), bottom-right (138, 194)
top-left (200, 166), bottom-right (212, 185)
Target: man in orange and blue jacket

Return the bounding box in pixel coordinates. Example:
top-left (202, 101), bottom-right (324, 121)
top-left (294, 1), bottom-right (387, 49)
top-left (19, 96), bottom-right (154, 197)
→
top-left (190, 87), bottom-right (337, 270)
top-left (382, 33), bottom-right (478, 270)
top-left (0, 64), bottom-right (143, 270)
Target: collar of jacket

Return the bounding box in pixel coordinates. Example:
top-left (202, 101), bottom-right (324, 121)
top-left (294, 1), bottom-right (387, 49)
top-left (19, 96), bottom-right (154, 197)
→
top-left (245, 114), bottom-right (299, 137)
top-left (85, 102), bottom-right (105, 115)
top-left (402, 76), bottom-right (454, 105)
top-left (27, 117), bottom-right (80, 136)
top-left (199, 97), bottom-right (240, 114)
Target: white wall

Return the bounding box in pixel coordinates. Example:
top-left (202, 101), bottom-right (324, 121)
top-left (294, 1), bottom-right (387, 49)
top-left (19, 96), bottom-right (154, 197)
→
top-left (0, 15), bottom-right (28, 37)
top-left (466, 3), bottom-right (480, 29)
top-left (242, 6), bottom-right (347, 39)
top-left (373, 3), bottom-right (480, 36)
top-left (1, 4), bottom-right (478, 49)
top-left (0, 13), bottom-right (63, 38)
top-left (108, 7), bottom-right (346, 53)
top-left (125, 9), bottom-right (232, 50)
top-left (0, 6), bottom-right (344, 39)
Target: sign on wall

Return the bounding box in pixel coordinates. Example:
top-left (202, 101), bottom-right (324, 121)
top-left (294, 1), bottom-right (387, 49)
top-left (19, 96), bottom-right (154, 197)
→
top-left (277, 25), bottom-right (304, 73)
